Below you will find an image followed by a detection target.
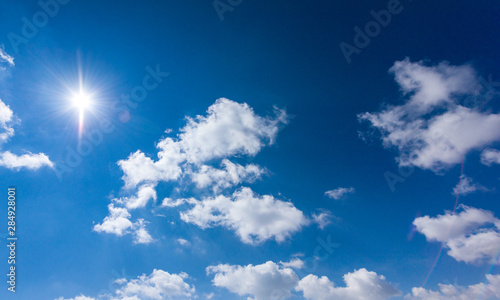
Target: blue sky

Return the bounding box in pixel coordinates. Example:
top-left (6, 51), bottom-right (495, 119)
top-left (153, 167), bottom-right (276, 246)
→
top-left (1, 0), bottom-right (500, 299)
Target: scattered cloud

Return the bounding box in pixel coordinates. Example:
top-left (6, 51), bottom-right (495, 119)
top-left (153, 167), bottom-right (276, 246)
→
top-left (0, 98), bottom-right (53, 170)
top-left (312, 210), bottom-right (334, 229)
top-left (280, 258), bottom-right (304, 269)
top-left (413, 205), bottom-right (500, 264)
top-left (97, 99), bottom-right (293, 243)
top-left (481, 148), bottom-right (500, 166)
top-left (296, 268), bottom-right (401, 300)
top-left (94, 204), bottom-right (134, 236)
top-left (177, 238), bottom-right (190, 246)
top-left (55, 296), bottom-right (96, 300)
top-left (406, 274), bottom-right (500, 299)
top-left (359, 59), bottom-right (500, 172)
top-left (325, 187), bottom-right (355, 200)
top-left (180, 187), bottom-right (310, 245)
top-left (452, 174), bottom-right (488, 196)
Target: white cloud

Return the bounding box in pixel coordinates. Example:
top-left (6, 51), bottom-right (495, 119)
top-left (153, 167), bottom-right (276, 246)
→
top-left (178, 98), bottom-right (287, 163)
top-left (114, 184), bottom-right (158, 210)
top-left (0, 98), bottom-right (52, 170)
top-left (481, 148), bottom-right (500, 166)
top-left (94, 204), bottom-right (134, 236)
top-left (296, 268), bottom-right (401, 300)
top-left (177, 238), bottom-right (190, 246)
top-left (325, 187), bottom-right (355, 200)
top-left (0, 46), bottom-right (14, 66)
top-left (207, 261), bottom-right (400, 300)
top-left (207, 261), bottom-right (299, 300)
top-left (112, 269), bottom-right (194, 299)
top-left (452, 174), bottom-right (487, 196)
top-left (280, 258), bottom-right (304, 269)
top-left (132, 219), bottom-right (154, 244)
top-left (180, 187), bottom-right (309, 245)
top-left (406, 274), bottom-right (500, 299)
top-left (57, 270), bottom-right (195, 300)
top-left (359, 59), bottom-right (500, 171)
top-left (55, 296), bottom-right (96, 300)
top-left (312, 210), bottom-right (333, 229)
top-left (413, 205), bottom-right (500, 264)
top-left (98, 99), bottom-right (289, 243)
top-left (190, 159), bottom-right (265, 192)
top-left (0, 151), bottom-right (53, 170)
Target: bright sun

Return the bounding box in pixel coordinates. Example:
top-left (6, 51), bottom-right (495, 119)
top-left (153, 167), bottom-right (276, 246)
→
top-left (72, 92), bottom-right (91, 110)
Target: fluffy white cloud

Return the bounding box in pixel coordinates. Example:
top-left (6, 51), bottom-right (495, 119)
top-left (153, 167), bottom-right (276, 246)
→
top-left (180, 187), bottom-right (309, 245)
top-left (98, 99), bottom-right (290, 243)
top-left (179, 98), bottom-right (287, 163)
top-left (406, 274), bottom-right (500, 299)
top-left (112, 269), bottom-right (194, 299)
top-left (94, 204), bottom-right (134, 236)
top-left (413, 205), bottom-right (500, 264)
top-left (57, 270), bottom-right (195, 300)
top-left (207, 261), bottom-right (399, 300)
top-left (190, 159), bottom-right (264, 192)
top-left (359, 59), bottom-right (500, 171)
top-left (296, 268), bottom-right (401, 300)
top-left (481, 148), bottom-right (500, 166)
top-left (114, 184), bottom-right (158, 210)
top-left (325, 187), bottom-right (355, 200)
top-left (0, 151), bottom-right (53, 170)
top-left (207, 261), bottom-right (299, 300)
top-left (452, 174), bottom-right (487, 196)
top-left (0, 99), bottom-right (52, 170)
top-left (94, 205), bottom-right (154, 244)
top-left (177, 238), bottom-right (190, 246)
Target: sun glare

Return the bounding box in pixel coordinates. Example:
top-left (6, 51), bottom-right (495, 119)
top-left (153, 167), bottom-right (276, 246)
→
top-left (72, 91), bottom-right (91, 110)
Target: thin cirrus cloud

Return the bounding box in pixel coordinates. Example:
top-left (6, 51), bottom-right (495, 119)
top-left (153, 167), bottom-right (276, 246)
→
top-left (0, 45), bottom-right (14, 66)
top-left (95, 98), bottom-right (332, 244)
top-left (452, 174), bottom-right (488, 196)
top-left (325, 187), bottom-right (355, 200)
top-left (359, 58), bottom-right (500, 172)
top-left (413, 205), bottom-right (500, 264)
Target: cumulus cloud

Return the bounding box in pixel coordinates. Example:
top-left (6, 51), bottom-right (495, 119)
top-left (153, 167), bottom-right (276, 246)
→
top-left (452, 174), bottom-right (488, 196)
top-left (177, 238), bottom-right (190, 246)
top-left (97, 99), bottom-right (294, 243)
top-left (189, 159), bottom-right (265, 192)
top-left (296, 268), bottom-right (401, 300)
top-left (312, 210), bottom-right (334, 229)
top-left (93, 205), bottom-right (154, 244)
top-left (325, 187), bottom-right (355, 200)
top-left (57, 269), bottom-right (195, 300)
top-left (0, 99), bottom-right (52, 170)
top-left (481, 148), bottom-right (500, 166)
top-left (359, 59), bottom-right (500, 171)
top-left (180, 187), bottom-right (309, 245)
top-left (207, 261), bottom-right (300, 300)
top-left (413, 205), bottom-right (500, 264)
top-left (207, 261), bottom-right (399, 300)
top-left (406, 274), bottom-right (500, 299)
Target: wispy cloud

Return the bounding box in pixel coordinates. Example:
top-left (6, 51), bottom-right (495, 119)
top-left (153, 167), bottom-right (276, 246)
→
top-left (452, 174), bottom-right (488, 196)
top-left (0, 46), bottom-right (14, 66)
top-left (325, 187), bottom-right (355, 200)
